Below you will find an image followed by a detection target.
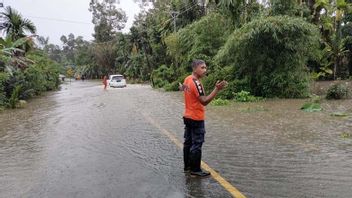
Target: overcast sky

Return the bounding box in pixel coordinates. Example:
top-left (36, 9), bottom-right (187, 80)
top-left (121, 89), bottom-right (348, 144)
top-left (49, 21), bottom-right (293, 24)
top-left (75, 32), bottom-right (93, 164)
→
top-left (4, 0), bottom-right (143, 45)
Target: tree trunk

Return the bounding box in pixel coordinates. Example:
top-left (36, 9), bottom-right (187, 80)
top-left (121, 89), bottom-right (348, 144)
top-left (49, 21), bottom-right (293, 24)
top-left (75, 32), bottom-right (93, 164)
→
top-left (143, 45), bottom-right (151, 77)
top-left (334, 61), bottom-right (337, 80)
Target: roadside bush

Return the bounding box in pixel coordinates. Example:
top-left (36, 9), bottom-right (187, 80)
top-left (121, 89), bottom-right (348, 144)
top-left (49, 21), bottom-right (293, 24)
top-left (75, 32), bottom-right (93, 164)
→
top-left (164, 81), bottom-right (179, 91)
top-left (8, 85), bottom-right (21, 109)
top-left (164, 73), bottom-right (189, 91)
top-left (151, 65), bottom-right (175, 88)
top-left (326, 83), bottom-right (349, 99)
top-left (4, 71), bottom-right (26, 100)
top-left (0, 51), bottom-right (61, 109)
top-left (235, 90), bottom-right (260, 102)
top-left (202, 66), bottom-right (233, 98)
top-left (201, 66), bottom-right (252, 99)
top-left (26, 51), bottom-right (61, 91)
top-left (217, 81), bottom-right (237, 99)
top-left (309, 94), bottom-right (321, 103)
top-left (210, 98), bottom-right (230, 106)
top-left (24, 65), bottom-right (46, 95)
top-left (0, 72), bottom-right (9, 107)
top-left (216, 16), bottom-right (320, 98)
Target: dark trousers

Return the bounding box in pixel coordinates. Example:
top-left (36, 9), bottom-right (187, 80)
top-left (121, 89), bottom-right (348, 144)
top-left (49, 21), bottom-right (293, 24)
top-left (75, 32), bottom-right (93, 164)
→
top-left (183, 117), bottom-right (205, 172)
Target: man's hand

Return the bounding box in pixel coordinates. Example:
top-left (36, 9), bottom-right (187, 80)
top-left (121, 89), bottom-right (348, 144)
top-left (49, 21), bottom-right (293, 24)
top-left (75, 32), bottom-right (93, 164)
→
top-left (215, 80), bottom-right (228, 91)
top-left (199, 80), bottom-right (228, 106)
top-left (178, 82), bottom-right (184, 91)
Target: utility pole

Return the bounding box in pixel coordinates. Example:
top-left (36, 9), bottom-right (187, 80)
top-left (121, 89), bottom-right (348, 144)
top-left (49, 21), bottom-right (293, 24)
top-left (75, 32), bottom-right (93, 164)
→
top-left (170, 11), bottom-right (179, 33)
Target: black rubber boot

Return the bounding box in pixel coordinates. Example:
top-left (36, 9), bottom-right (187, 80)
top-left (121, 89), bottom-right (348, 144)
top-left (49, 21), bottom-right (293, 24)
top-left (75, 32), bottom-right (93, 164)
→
top-left (190, 151), bottom-right (201, 172)
top-left (183, 146), bottom-right (191, 173)
top-left (190, 170), bottom-right (210, 177)
top-left (190, 151), bottom-right (210, 177)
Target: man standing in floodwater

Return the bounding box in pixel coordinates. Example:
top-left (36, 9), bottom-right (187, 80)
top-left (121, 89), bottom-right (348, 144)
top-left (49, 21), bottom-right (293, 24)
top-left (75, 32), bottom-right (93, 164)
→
top-left (180, 60), bottom-right (228, 177)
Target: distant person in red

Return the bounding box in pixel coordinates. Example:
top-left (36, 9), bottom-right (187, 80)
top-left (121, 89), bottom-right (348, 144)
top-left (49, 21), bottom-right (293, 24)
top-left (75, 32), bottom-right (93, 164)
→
top-left (103, 75), bottom-right (108, 90)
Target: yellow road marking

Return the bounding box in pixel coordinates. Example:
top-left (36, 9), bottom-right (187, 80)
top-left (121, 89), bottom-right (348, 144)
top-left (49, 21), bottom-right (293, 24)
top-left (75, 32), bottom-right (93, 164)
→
top-left (142, 113), bottom-right (246, 198)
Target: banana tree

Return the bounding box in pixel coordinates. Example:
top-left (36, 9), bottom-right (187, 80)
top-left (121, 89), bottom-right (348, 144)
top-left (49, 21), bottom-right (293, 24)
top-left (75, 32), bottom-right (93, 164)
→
top-left (0, 37), bottom-right (34, 71)
top-left (323, 36), bottom-right (349, 79)
top-left (314, 0), bottom-right (352, 79)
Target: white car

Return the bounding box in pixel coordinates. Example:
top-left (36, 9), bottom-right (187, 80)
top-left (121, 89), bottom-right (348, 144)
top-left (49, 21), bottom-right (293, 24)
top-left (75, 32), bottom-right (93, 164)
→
top-left (109, 74), bottom-right (127, 88)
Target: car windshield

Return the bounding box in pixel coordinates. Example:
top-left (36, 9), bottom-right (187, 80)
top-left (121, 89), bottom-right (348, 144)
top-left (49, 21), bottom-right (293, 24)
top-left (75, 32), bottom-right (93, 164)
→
top-left (112, 76), bottom-right (123, 81)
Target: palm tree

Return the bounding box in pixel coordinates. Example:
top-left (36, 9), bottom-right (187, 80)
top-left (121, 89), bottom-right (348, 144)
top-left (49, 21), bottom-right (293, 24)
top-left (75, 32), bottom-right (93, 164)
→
top-left (0, 6), bottom-right (36, 40)
top-left (318, 0), bottom-right (351, 79)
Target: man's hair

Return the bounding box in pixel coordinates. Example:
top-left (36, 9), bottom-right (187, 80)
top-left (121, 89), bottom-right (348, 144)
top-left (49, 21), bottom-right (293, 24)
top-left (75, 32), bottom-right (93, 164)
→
top-left (192, 60), bottom-right (205, 69)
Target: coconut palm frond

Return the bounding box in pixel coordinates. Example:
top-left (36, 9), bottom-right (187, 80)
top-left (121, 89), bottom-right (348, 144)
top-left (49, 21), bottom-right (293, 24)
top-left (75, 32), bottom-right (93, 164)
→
top-left (0, 6), bottom-right (37, 40)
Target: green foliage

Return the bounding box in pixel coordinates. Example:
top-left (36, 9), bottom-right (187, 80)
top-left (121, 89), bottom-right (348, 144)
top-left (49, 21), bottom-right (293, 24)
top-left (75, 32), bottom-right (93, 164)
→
top-left (310, 66), bottom-right (333, 80)
top-left (270, 0), bottom-right (303, 16)
top-left (30, 0), bottom-right (352, 85)
top-left (210, 98), bottom-right (230, 106)
top-left (309, 94), bottom-right (322, 103)
top-left (66, 67), bottom-right (75, 79)
top-left (161, 12), bottom-right (234, 90)
top-left (216, 0), bottom-right (263, 27)
top-left (202, 66), bottom-right (235, 99)
top-left (8, 85), bottom-right (21, 109)
top-left (24, 65), bottom-right (46, 95)
top-left (0, 72), bottom-right (9, 106)
top-left (217, 80), bottom-right (238, 99)
top-left (234, 90), bottom-right (260, 102)
top-left (310, 0), bottom-right (352, 80)
top-left (1, 51), bottom-right (61, 108)
top-left (0, 37), bottom-right (34, 69)
top-left (216, 16), bottom-right (320, 98)
top-left (151, 65), bottom-right (176, 88)
top-left (303, 94), bottom-right (323, 113)
top-left (4, 70), bottom-right (25, 99)
top-left (89, 0), bottom-right (127, 42)
top-left (168, 12), bottom-right (233, 73)
top-left (0, 7), bottom-right (68, 110)
top-left (301, 102), bottom-right (322, 112)
top-left (164, 33), bottom-right (182, 63)
top-left (26, 51), bottom-right (61, 91)
top-left (163, 81), bottom-right (180, 91)
top-left (0, 6), bottom-right (36, 40)
top-left (340, 132), bottom-right (351, 138)
top-left (326, 83), bottom-right (349, 99)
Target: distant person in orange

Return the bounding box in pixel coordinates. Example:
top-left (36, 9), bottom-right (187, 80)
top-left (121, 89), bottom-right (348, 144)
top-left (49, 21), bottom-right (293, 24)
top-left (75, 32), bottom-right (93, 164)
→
top-left (180, 60), bottom-right (228, 177)
top-left (103, 75), bottom-right (108, 90)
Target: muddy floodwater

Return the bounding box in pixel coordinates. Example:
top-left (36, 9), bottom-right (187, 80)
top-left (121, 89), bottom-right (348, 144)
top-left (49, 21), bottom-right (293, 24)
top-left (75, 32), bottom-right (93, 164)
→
top-left (1, 81), bottom-right (351, 198)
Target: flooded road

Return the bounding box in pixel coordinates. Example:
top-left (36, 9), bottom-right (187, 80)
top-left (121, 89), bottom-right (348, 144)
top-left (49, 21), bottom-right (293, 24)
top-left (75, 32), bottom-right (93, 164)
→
top-left (1, 81), bottom-right (351, 198)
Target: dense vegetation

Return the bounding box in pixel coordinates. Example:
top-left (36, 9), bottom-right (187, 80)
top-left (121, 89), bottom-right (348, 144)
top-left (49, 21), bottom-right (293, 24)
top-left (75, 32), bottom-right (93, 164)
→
top-left (0, 7), bottom-right (61, 109)
top-left (216, 16), bottom-right (320, 98)
top-left (46, 0), bottom-right (350, 99)
top-left (127, 0), bottom-right (351, 98)
top-left (2, 0), bottom-right (352, 109)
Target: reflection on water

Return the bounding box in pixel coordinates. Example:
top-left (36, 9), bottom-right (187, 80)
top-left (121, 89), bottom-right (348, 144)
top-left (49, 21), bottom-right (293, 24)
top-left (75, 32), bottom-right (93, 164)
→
top-left (1, 81), bottom-right (351, 198)
top-left (160, 91), bottom-right (352, 198)
top-left (204, 99), bottom-right (352, 198)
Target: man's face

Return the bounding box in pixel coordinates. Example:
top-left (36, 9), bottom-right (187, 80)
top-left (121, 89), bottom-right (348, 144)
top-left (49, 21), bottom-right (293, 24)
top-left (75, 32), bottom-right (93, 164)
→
top-left (194, 63), bottom-right (207, 78)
